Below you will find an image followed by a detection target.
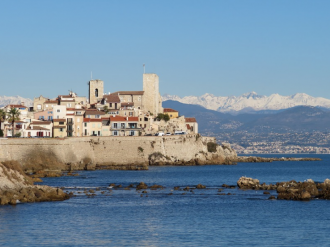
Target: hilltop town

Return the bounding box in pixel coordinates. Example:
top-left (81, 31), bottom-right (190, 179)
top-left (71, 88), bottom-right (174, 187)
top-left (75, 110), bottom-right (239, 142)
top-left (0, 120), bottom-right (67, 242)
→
top-left (0, 74), bottom-right (198, 138)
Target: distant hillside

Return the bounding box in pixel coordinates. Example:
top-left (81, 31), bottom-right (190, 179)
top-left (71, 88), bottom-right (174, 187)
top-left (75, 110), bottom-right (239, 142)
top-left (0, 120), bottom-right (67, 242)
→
top-left (163, 92), bottom-right (330, 114)
top-left (163, 101), bottom-right (330, 134)
top-left (0, 96), bottom-right (33, 107)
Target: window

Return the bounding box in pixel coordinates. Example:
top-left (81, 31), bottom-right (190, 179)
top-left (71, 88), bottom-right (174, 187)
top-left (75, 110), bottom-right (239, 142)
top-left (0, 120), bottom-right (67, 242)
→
top-left (37, 104), bottom-right (41, 110)
top-left (96, 115), bottom-right (100, 118)
top-left (57, 115), bottom-right (59, 119)
top-left (95, 89), bottom-right (98, 97)
top-left (113, 131), bottom-right (118, 136)
top-left (92, 123), bottom-right (95, 128)
top-left (84, 129), bottom-right (87, 135)
top-left (87, 115), bottom-right (90, 118)
top-left (130, 131), bottom-right (135, 136)
top-left (45, 104), bottom-right (48, 108)
top-left (60, 128), bottom-right (63, 132)
top-left (138, 96), bottom-right (141, 101)
top-left (129, 112), bottom-right (133, 116)
top-left (59, 121), bottom-right (64, 125)
top-left (98, 131), bottom-right (100, 136)
top-left (57, 109), bottom-right (60, 112)
top-left (121, 123), bottom-right (125, 129)
top-left (67, 103), bottom-right (71, 107)
top-left (110, 103), bottom-right (112, 107)
top-left (98, 123), bottom-right (101, 128)
top-left (84, 123), bottom-right (87, 127)
top-left (113, 123), bottom-right (117, 129)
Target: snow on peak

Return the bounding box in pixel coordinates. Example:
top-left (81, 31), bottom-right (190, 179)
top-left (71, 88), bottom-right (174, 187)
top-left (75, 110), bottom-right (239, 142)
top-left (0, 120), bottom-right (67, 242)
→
top-left (162, 92), bottom-right (330, 113)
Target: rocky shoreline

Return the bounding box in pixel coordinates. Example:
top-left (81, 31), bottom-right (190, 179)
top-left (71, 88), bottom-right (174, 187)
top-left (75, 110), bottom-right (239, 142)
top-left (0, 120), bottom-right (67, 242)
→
top-left (0, 161), bottom-right (69, 205)
top-left (237, 156), bottom-right (321, 163)
top-left (237, 176), bottom-right (330, 200)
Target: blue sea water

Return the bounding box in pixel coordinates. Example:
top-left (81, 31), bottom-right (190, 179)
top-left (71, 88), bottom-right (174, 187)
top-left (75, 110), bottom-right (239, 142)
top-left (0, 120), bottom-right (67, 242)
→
top-left (1, 154), bottom-right (330, 246)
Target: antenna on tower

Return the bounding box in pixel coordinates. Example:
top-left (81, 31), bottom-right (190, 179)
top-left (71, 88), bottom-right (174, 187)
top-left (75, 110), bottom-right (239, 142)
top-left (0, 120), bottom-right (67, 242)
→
top-left (143, 64), bottom-right (145, 74)
top-left (91, 71), bottom-right (93, 80)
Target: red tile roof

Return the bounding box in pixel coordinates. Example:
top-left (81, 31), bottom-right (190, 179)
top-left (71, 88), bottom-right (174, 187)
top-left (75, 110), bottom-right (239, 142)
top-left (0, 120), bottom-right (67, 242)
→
top-left (7, 104), bottom-right (27, 108)
top-left (83, 118), bottom-right (102, 123)
top-left (110, 116), bottom-right (139, 122)
top-left (53, 119), bottom-right (66, 122)
top-left (164, 108), bottom-right (178, 113)
top-left (185, 117), bottom-right (197, 123)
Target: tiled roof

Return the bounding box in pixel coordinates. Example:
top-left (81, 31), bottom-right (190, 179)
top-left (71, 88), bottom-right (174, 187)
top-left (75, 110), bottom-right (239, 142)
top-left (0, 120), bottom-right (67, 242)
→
top-left (85, 109), bottom-right (105, 115)
top-left (26, 126), bottom-right (50, 131)
top-left (112, 91), bottom-right (144, 95)
top-left (121, 102), bottom-right (134, 107)
top-left (110, 116), bottom-right (138, 122)
top-left (31, 121), bottom-right (52, 125)
top-left (164, 108), bottom-right (178, 113)
top-left (185, 117), bottom-right (197, 123)
top-left (83, 118), bottom-right (102, 122)
top-left (7, 104), bottom-right (27, 108)
top-left (103, 94), bottom-right (121, 103)
top-left (53, 119), bottom-right (66, 122)
top-left (53, 126), bottom-right (67, 128)
top-left (44, 100), bottom-right (58, 104)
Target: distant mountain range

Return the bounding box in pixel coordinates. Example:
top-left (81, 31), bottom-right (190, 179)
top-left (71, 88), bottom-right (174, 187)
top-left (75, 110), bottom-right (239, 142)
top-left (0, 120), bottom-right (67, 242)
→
top-left (162, 92), bottom-right (330, 114)
top-left (0, 96), bottom-right (33, 107)
top-left (163, 100), bottom-right (330, 134)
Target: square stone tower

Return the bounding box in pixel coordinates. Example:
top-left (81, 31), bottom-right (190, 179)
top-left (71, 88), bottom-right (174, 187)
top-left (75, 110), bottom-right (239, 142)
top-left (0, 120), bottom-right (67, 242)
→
top-left (143, 73), bottom-right (163, 116)
top-left (89, 80), bottom-right (104, 104)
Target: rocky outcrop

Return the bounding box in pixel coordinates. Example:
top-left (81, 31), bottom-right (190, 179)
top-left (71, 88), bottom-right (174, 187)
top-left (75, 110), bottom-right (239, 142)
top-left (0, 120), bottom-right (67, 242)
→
top-left (148, 141), bottom-right (237, 166)
top-left (237, 176), bottom-right (330, 200)
top-left (0, 161), bottom-right (69, 205)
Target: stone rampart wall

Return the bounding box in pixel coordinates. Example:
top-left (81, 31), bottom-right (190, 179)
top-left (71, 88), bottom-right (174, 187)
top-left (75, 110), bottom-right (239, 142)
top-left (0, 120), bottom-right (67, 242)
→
top-left (0, 135), bottom-right (236, 171)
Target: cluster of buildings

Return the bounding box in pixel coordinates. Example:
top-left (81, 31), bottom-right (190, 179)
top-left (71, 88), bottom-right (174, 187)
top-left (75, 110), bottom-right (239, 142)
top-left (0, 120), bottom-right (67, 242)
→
top-left (1, 74), bottom-right (198, 138)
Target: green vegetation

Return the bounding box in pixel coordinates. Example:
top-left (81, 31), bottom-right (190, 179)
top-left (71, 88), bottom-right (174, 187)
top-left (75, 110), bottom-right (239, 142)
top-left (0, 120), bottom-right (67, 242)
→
top-left (103, 105), bottom-right (109, 114)
top-left (195, 134), bottom-right (201, 141)
top-left (0, 109), bottom-right (6, 136)
top-left (207, 142), bottom-right (218, 153)
top-left (156, 113), bottom-right (170, 122)
top-left (148, 152), bottom-right (164, 160)
top-left (138, 146), bottom-right (144, 153)
top-left (8, 108), bottom-right (20, 137)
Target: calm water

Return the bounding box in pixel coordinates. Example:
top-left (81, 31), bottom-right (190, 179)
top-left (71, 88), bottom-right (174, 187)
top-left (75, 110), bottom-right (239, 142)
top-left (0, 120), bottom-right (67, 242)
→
top-left (1, 154), bottom-right (330, 246)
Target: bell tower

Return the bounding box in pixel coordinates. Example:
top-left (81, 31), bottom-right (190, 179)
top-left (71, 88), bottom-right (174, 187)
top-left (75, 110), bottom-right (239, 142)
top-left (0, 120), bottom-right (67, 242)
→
top-left (89, 79), bottom-right (104, 104)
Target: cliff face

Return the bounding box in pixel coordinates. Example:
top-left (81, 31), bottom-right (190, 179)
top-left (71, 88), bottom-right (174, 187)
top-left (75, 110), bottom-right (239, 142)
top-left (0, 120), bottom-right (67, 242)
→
top-left (0, 161), bottom-right (69, 205)
top-left (0, 135), bottom-right (237, 172)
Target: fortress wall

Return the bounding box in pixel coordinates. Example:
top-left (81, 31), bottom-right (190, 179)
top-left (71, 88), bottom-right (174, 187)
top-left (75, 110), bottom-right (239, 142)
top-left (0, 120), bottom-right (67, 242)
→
top-left (0, 135), bottom-right (236, 170)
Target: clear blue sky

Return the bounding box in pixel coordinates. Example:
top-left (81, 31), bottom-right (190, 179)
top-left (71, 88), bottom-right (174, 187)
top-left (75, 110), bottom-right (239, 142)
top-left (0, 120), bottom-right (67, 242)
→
top-left (1, 0), bottom-right (329, 99)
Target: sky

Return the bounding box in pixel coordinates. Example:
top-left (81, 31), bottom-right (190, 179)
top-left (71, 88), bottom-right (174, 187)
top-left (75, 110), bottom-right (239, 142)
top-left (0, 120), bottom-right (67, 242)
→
top-left (0, 0), bottom-right (329, 99)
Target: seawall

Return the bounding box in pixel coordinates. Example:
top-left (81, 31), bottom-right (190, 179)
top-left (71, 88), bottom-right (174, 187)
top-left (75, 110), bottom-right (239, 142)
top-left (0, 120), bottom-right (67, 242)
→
top-left (0, 134), bottom-right (237, 172)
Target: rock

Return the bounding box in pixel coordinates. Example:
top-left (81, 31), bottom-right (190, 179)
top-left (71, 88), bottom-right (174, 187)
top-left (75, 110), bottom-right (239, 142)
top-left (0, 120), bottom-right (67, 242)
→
top-left (268, 196), bottom-right (276, 200)
top-left (237, 177), bottom-right (260, 189)
top-left (32, 177), bottom-right (43, 183)
top-left (196, 184), bottom-right (206, 189)
top-left (263, 191), bottom-right (270, 194)
top-left (149, 184), bottom-right (164, 190)
top-left (300, 191), bottom-right (311, 200)
top-left (136, 182), bottom-right (148, 190)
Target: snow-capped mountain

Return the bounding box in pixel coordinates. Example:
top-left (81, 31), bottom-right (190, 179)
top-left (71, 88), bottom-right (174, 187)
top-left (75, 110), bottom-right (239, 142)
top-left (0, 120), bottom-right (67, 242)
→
top-left (0, 96), bottom-right (33, 107)
top-left (162, 92), bottom-right (330, 113)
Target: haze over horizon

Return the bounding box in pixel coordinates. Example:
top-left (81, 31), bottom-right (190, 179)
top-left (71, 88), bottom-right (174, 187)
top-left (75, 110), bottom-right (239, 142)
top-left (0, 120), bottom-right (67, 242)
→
top-left (1, 1), bottom-right (329, 99)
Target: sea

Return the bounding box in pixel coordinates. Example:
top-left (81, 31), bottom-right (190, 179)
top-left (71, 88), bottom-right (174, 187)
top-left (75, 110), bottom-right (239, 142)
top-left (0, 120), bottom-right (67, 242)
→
top-left (1, 154), bottom-right (330, 247)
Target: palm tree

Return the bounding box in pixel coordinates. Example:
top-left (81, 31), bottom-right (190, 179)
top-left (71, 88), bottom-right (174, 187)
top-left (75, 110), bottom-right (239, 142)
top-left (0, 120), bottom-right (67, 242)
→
top-left (8, 108), bottom-right (20, 137)
top-left (0, 109), bottom-right (6, 137)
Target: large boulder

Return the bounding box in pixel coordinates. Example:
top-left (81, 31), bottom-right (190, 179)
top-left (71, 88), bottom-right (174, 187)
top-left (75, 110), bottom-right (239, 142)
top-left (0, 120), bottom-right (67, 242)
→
top-left (237, 177), bottom-right (260, 189)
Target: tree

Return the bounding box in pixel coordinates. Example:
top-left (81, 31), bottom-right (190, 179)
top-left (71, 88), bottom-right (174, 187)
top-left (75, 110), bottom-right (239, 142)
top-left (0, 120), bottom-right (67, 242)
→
top-left (0, 109), bottom-right (6, 136)
top-left (156, 113), bottom-right (170, 122)
top-left (8, 108), bottom-right (20, 137)
top-left (103, 105), bottom-right (109, 114)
